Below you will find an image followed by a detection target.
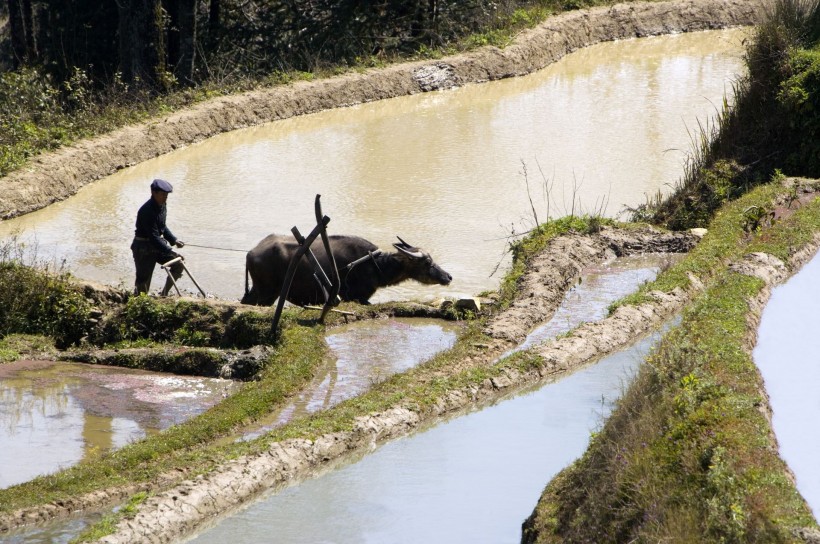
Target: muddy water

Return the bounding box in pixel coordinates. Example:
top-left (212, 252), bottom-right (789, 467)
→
top-left (3, 514), bottom-right (102, 544)
top-left (188, 328), bottom-right (668, 544)
top-left (0, 29), bottom-right (745, 301)
top-left (241, 318), bottom-right (460, 440)
top-left (0, 361), bottom-right (235, 489)
top-left (754, 253), bottom-right (820, 519)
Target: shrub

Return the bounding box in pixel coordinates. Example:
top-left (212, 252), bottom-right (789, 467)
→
top-left (0, 260), bottom-right (92, 348)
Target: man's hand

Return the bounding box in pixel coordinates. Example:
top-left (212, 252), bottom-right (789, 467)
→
top-left (175, 240), bottom-right (185, 248)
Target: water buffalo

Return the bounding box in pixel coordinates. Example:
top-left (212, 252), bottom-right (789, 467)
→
top-left (241, 234), bottom-right (452, 306)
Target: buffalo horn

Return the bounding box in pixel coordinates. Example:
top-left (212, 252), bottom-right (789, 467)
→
top-left (393, 236), bottom-right (424, 258)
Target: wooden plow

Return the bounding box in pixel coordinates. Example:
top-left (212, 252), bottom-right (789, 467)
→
top-left (160, 256), bottom-right (207, 297)
top-left (271, 194), bottom-right (343, 337)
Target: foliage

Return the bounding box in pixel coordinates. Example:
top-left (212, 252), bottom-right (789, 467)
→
top-left (0, 240), bottom-right (92, 348)
top-left (97, 296), bottom-right (278, 349)
top-left (224, 311), bottom-right (278, 348)
top-left (0, 68), bottom-right (70, 173)
top-left (777, 46), bottom-right (820, 172)
top-left (0, 334), bottom-right (55, 363)
top-left (648, 0), bottom-right (820, 230)
top-left (525, 185), bottom-right (820, 544)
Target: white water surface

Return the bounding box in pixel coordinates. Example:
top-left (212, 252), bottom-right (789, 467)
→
top-left (754, 252), bottom-right (820, 519)
top-left (187, 329), bottom-right (665, 544)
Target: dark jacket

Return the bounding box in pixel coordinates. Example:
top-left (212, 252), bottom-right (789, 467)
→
top-left (132, 197), bottom-right (177, 253)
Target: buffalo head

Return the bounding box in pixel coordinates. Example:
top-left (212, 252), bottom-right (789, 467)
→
top-left (392, 237), bottom-right (452, 286)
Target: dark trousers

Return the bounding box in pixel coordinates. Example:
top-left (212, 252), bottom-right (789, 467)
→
top-left (131, 242), bottom-right (183, 295)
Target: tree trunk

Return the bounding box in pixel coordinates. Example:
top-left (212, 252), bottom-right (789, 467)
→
top-left (118, 0), bottom-right (167, 90)
top-left (7, 0), bottom-right (27, 66)
top-left (174, 0), bottom-right (196, 84)
top-left (21, 0), bottom-right (35, 59)
top-left (208, 0), bottom-right (219, 38)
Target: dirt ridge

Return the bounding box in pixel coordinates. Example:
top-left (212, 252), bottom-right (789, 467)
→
top-left (0, 0), bottom-right (771, 538)
top-left (0, 0), bottom-right (767, 221)
top-left (91, 228), bottom-right (699, 544)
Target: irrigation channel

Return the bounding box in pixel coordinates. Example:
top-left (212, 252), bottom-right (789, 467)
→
top-left (6, 251), bottom-right (674, 543)
top-left (754, 250), bottom-right (820, 520)
top-left (0, 29), bottom-right (746, 303)
top-left (187, 259), bottom-right (676, 544)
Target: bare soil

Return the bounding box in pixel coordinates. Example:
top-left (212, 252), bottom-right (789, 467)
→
top-left (0, 0), bottom-right (776, 540)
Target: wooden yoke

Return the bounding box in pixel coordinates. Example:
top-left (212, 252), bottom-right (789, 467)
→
top-left (270, 195), bottom-right (343, 337)
top-left (316, 194), bottom-right (341, 322)
top-left (270, 214), bottom-right (330, 338)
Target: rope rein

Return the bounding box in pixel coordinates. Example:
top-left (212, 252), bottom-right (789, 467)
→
top-left (184, 243), bottom-right (248, 253)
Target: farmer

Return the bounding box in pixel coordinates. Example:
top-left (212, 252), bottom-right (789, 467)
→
top-left (130, 178), bottom-right (186, 296)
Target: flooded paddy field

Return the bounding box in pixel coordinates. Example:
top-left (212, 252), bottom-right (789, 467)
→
top-left (188, 329), bottom-right (668, 544)
top-left (0, 361), bottom-right (235, 488)
top-left (241, 318), bottom-right (461, 441)
top-left (0, 29), bottom-right (746, 303)
top-left (755, 250), bottom-right (820, 518)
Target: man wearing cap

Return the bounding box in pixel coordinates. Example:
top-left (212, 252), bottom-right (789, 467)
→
top-left (130, 178), bottom-right (186, 296)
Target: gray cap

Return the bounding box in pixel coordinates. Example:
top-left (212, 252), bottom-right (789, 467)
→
top-left (150, 178), bottom-right (174, 193)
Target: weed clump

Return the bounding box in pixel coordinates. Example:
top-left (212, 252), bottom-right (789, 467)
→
top-left (646, 0), bottom-right (820, 230)
top-left (0, 241), bottom-right (92, 348)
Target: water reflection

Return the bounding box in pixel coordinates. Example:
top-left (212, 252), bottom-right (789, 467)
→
top-left (3, 514), bottom-right (101, 544)
top-left (0, 361), bottom-right (235, 488)
top-left (754, 252), bottom-right (820, 519)
top-left (0, 30), bottom-right (746, 302)
top-left (512, 253), bottom-right (679, 354)
top-left (242, 318), bottom-right (459, 440)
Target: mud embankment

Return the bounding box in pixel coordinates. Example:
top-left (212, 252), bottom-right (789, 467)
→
top-left (0, 0), bottom-right (770, 539)
top-left (0, 0), bottom-right (766, 220)
top-left (83, 227), bottom-right (697, 544)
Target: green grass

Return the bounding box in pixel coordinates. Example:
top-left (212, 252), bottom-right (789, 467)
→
top-left (0, 316), bottom-right (327, 513)
top-left (523, 183), bottom-right (820, 543)
top-left (0, 334), bottom-right (55, 363)
top-left (610, 177), bottom-right (785, 312)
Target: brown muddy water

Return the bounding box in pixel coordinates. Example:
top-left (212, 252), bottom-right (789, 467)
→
top-left (241, 318), bottom-right (460, 441)
top-left (0, 360), bottom-right (235, 489)
top-left (754, 252), bottom-right (820, 520)
top-left (0, 29), bottom-right (745, 302)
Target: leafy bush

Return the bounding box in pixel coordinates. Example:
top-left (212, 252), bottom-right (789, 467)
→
top-left (649, 0), bottom-right (820, 229)
top-left (0, 259), bottom-right (92, 348)
top-left (778, 46), bottom-right (820, 172)
top-left (224, 311), bottom-right (277, 349)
